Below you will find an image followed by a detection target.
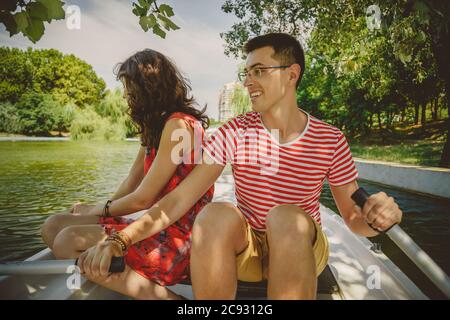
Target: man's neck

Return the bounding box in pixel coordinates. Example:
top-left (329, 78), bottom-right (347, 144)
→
top-left (260, 97), bottom-right (307, 144)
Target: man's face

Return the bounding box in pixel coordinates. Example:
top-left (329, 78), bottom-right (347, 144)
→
top-left (243, 46), bottom-right (291, 113)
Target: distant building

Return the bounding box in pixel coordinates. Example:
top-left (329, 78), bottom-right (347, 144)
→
top-left (218, 82), bottom-right (241, 122)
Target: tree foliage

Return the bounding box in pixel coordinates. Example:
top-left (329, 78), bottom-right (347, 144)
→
top-left (221, 0), bottom-right (450, 167)
top-left (231, 83), bottom-right (251, 116)
top-left (0, 0), bottom-right (179, 42)
top-left (0, 0), bottom-right (65, 43)
top-left (0, 47), bottom-right (106, 106)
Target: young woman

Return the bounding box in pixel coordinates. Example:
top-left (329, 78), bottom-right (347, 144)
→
top-left (40, 49), bottom-right (214, 299)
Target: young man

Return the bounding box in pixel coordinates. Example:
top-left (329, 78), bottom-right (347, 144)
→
top-left (188, 33), bottom-right (401, 300)
top-left (78, 33), bottom-right (402, 300)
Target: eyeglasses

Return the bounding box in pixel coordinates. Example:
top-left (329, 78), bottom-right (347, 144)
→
top-left (238, 65), bottom-right (291, 82)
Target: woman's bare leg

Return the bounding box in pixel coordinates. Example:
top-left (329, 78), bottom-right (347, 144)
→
top-left (41, 213), bottom-right (100, 249)
top-left (52, 224), bottom-right (106, 259)
top-left (52, 224), bottom-right (182, 300)
top-left (85, 266), bottom-right (184, 300)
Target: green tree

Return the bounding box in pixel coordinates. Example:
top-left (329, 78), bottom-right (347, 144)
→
top-left (15, 91), bottom-right (59, 135)
top-left (70, 105), bottom-right (125, 141)
top-left (0, 47), bottom-right (33, 103)
top-left (95, 88), bottom-right (137, 137)
top-left (221, 0), bottom-right (450, 167)
top-left (0, 47), bottom-right (106, 106)
top-left (231, 83), bottom-right (251, 116)
top-left (0, 101), bottom-right (23, 133)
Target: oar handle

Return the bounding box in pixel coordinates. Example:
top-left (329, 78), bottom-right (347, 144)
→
top-left (75, 256), bottom-right (125, 273)
top-left (351, 187), bottom-right (396, 233)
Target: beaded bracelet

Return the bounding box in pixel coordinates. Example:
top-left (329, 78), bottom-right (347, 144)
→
top-left (106, 231), bottom-right (132, 252)
top-left (107, 237), bottom-right (126, 252)
top-left (102, 200), bottom-right (112, 217)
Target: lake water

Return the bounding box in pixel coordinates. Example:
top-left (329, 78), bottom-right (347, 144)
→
top-left (0, 140), bottom-right (449, 298)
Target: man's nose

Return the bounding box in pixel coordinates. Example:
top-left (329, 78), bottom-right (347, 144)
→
top-left (243, 75), bottom-right (253, 88)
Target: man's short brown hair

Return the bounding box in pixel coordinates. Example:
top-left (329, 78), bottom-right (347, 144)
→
top-left (244, 33), bottom-right (305, 88)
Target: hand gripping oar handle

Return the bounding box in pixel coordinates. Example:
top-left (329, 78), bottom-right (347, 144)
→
top-left (0, 256), bottom-right (125, 276)
top-left (351, 187), bottom-right (450, 299)
top-left (75, 256), bottom-right (125, 273)
top-left (351, 187), bottom-right (396, 233)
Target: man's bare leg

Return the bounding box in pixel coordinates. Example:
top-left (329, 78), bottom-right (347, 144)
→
top-left (266, 204), bottom-right (317, 299)
top-left (190, 202), bottom-right (248, 299)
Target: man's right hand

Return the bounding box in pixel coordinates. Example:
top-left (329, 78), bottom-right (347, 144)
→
top-left (70, 202), bottom-right (96, 215)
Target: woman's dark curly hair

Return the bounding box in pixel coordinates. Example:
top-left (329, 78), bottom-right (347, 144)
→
top-left (114, 49), bottom-right (209, 149)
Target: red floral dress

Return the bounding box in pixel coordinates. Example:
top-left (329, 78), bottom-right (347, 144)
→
top-left (99, 112), bottom-right (214, 286)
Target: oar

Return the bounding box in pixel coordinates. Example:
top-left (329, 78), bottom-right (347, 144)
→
top-left (0, 256), bottom-right (125, 275)
top-left (352, 187), bottom-right (450, 299)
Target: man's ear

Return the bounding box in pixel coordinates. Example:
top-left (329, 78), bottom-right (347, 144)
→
top-left (289, 64), bottom-right (301, 84)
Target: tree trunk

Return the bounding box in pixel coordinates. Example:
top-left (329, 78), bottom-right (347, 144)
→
top-left (377, 111), bottom-right (382, 131)
top-left (429, 3), bottom-right (450, 167)
top-left (439, 82), bottom-right (450, 167)
top-left (421, 103), bottom-right (426, 133)
top-left (432, 98), bottom-right (438, 121)
top-left (414, 104), bottom-right (420, 124)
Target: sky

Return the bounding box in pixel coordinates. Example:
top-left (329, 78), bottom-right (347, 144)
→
top-left (0, 0), bottom-right (243, 119)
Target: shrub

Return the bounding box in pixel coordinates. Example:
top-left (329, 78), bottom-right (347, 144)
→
top-left (70, 106), bottom-right (125, 141)
top-left (0, 102), bottom-right (23, 133)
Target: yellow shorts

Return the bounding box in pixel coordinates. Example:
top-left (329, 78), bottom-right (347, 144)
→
top-left (236, 217), bottom-right (329, 282)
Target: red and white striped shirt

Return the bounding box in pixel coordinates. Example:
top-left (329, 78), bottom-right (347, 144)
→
top-left (203, 110), bottom-right (358, 231)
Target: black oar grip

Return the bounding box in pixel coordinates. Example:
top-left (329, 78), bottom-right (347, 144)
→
top-left (351, 187), bottom-right (398, 233)
top-left (351, 187), bottom-right (383, 233)
top-left (351, 187), bottom-right (370, 208)
top-left (75, 256), bottom-right (125, 273)
top-left (109, 256), bottom-right (126, 273)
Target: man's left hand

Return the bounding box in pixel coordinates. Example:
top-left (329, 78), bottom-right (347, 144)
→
top-left (354, 191), bottom-right (402, 232)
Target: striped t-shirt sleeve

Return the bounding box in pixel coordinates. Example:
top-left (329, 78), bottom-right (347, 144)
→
top-left (203, 120), bottom-right (238, 165)
top-left (327, 132), bottom-right (358, 186)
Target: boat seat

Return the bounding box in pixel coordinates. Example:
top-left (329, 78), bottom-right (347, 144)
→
top-left (179, 264), bottom-right (339, 299)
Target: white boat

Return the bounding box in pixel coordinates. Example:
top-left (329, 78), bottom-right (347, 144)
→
top-left (0, 173), bottom-right (430, 300)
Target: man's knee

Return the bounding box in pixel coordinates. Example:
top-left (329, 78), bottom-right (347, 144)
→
top-left (194, 202), bottom-right (243, 231)
top-left (193, 202), bottom-right (246, 247)
top-left (266, 204), bottom-right (315, 243)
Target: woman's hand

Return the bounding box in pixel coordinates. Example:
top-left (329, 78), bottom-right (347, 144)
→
top-left (70, 202), bottom-right (96, 215)
top-left (77, 240), bottom-right (123, 278)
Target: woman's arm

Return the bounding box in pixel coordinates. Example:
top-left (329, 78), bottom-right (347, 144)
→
top-left (71, 146), bottom-right (145, 214)
top-left (111, 146), bottom-right (146, 200)
top-left (88, 118), bottom-right (196, 217)
top-left (77, 155), bottom-right (224, 278)
top-left (121, 156), bottom-right (224, 245)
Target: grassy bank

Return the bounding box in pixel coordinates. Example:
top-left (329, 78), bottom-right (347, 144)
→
top-left (350, 120), bottom-right (447, 167)
top-left (350, 140), bottom-right (444, 167)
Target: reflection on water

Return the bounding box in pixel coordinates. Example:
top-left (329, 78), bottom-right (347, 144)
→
top-left (0, 141), bottom-right (449, 298)
top-left (0, 141), bottom-right (136, 262)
